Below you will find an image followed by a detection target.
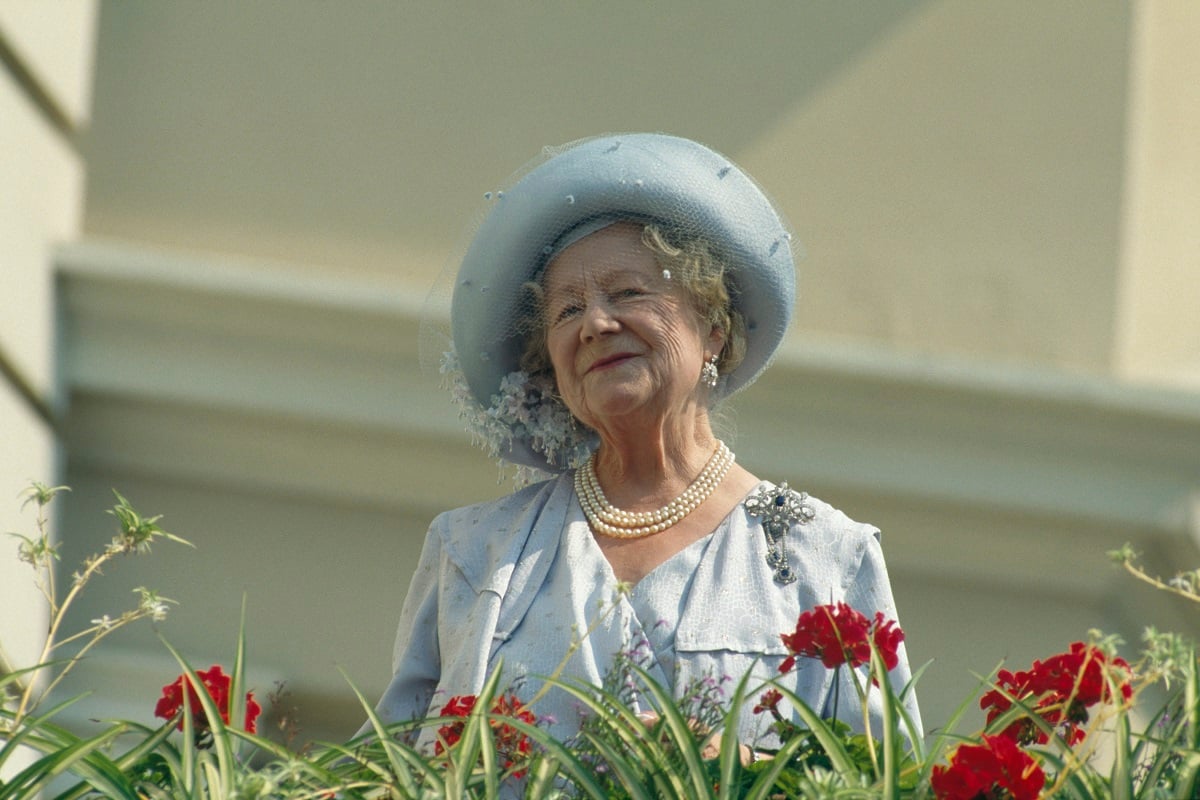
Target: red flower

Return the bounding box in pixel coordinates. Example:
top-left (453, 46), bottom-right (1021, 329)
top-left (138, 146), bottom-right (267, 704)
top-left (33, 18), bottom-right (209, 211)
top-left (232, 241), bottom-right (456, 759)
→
top-left (752, 689), bottom-right (783, 716)
top-left (779, 602), bottom-right (904, 675)
top-left (434, 693), bottom-right (537, 777)
top-left (871, 612), bottom-right (905, 671)
top-left (154, 665), bottom-right (262, 734)
top-left (931, 734), bottom-right (1045, 800)
top-left (980, 642), bottom-right (1133, 746)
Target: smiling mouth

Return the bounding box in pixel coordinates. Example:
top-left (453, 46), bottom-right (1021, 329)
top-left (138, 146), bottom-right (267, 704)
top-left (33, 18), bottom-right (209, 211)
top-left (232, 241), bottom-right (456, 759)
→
top-left (588, 353), bottom-right (638, 373)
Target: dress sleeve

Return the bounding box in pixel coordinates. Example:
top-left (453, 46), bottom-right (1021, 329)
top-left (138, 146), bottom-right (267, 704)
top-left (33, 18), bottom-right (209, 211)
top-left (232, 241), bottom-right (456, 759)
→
top-left (826, 531), bottom-right (924, 742)
top-left (367, 518), bottom-right (445, 731)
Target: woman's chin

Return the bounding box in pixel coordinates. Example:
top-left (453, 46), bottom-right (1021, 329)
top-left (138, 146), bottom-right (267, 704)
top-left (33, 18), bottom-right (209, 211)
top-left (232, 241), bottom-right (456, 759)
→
top-left (580, 392), bottom-right (665, 431)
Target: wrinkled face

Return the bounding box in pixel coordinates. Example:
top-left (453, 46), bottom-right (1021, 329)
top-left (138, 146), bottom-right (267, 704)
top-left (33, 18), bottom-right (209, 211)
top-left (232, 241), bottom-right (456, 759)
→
top-left (542, 222), bottom-right (721, 432)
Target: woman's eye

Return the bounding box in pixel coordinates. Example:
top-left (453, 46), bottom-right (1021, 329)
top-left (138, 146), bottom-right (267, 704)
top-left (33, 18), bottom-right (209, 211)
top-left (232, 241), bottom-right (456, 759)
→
top-left (613, 287), bottom-right (644, 300)
top-left (552, 304), bottom-right (581, 323)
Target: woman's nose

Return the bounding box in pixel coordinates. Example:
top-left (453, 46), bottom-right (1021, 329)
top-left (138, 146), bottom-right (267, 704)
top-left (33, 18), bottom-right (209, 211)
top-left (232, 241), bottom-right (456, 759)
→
top-left (580, 300), bottom-right (620, 341)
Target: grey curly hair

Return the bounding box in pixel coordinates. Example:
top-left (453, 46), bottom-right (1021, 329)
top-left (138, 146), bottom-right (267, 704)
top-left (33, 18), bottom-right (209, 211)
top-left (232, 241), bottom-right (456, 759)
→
top-left (518, 221), bottom-right (747, 391)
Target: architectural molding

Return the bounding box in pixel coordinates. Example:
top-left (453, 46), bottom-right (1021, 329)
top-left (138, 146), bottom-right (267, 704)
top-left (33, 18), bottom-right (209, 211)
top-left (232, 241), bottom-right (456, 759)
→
top-left (56, 237), bottom-right (1200, 602)
top-left (57, 238), bottom-right (1200, 541)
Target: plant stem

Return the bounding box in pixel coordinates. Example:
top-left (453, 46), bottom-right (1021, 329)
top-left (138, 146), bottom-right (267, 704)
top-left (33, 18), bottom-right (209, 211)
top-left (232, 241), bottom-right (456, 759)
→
top-left (1118, 560), bottom-right (1200, 605)
top-left (35, 494), bottom-right (58, 617)
top-left (857, 666), bottom-right (879, 778)
top-left (29, 613), bottom-right (145, 712)
top-left (12, 547), bottom-right (116, 725)
top-left (831, 665), bottom-right (840, 723)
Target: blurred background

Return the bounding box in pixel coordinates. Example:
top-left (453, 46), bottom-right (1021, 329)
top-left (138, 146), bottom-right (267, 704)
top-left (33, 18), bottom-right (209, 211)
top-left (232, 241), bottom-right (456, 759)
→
top-left (3, 1), bottom-right (1199, 746)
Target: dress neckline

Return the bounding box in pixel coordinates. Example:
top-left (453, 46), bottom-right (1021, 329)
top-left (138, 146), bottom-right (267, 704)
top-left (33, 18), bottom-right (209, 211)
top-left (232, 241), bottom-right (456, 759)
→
top-left (568, 480), bottom-right (773, 591)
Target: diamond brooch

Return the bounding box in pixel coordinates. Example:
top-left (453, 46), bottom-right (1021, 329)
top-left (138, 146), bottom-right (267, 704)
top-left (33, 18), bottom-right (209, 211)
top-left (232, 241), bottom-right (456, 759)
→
top-left (744, 482), bottom-right (815, 585)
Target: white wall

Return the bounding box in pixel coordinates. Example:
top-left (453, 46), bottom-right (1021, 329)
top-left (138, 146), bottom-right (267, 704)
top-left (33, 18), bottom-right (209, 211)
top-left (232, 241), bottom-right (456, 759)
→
top-left (0, 0), bottom-right (96, 780)
top-left (0, 0), bottom-right (94, 675)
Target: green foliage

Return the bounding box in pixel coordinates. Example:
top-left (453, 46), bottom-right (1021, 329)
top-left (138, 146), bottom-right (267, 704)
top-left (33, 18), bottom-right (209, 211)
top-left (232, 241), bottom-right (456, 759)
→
top-left (3, 489), bottom-right (1199, 798)
top-left (2, 485), bottom-right (190, 731)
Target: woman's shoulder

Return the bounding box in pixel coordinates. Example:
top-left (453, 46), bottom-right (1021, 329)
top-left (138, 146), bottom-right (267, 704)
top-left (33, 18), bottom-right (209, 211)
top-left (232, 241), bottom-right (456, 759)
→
top-left (805, 493), bottom-right (881, 546)
top-left (742, 479), bottom-right (880, 543)
top-left (426, 472), bottom-right (574, 590)
top-left (430, 473), bottom-right (565, 530)
top-left (675, 480), bottom-right (880, 652)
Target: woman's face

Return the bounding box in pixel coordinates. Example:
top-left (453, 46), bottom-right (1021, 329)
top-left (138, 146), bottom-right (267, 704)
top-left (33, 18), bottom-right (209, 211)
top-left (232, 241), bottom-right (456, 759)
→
top-left (542, 223), bottom-right (720, 433)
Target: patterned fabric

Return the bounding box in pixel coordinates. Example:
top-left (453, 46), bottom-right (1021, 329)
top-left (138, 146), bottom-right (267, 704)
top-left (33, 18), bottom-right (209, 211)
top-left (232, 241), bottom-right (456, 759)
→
top-left (369, 473), bottom-right (922, 746)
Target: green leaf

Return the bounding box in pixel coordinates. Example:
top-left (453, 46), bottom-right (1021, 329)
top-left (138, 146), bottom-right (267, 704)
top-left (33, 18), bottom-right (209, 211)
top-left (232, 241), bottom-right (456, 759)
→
top-left (228, 595), bottom-right (250, 760)
top-left (874, 648), bottom-right (900, 798)
top-left (1109, 686), bottom-right (1133, 800)
top-left (18, 481), bottom-right (70, 510)
top-left (897, 658), bottom-right (931, 764)
top-left (159, 637), bottom-right (236, 795)
top-left (773, 682), bottom-right (860, 778)
top-left (0, 724), bottom-right (134, 800)
top-left (628, 662), bottom-right (711, 798)
top-left (546, 675), bottom-right (675, 798)
top-left (715, 668), bottom-right (756, 800)
top-left (741, 725), bottom-right (817, 800)
top-left (576, 727), bottom-right (656, 800)
top-left (0, 690), bottom-right (93, 773)
top-left (910, 667), bottom-right (1003, 797)
top-left (502, 714), bottom-right (609, 799)
top-left (49, 718), bottom-right (175, 800)
top-left (340, 669), bottom-right (437, 797)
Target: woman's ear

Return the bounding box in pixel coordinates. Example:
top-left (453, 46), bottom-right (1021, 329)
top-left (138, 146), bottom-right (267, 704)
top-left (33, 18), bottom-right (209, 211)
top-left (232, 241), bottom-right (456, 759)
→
top-left (708, 325), bottom-right (726, 356)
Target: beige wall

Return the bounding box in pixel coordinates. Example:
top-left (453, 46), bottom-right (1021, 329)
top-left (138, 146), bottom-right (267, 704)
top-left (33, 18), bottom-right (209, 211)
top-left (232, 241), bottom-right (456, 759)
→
top-left (743, 1), bottom-right (1131, 372)
top-left (0, 0), bottom-right (96, 781)
top-left (0, 0), bottom-right (94, 670)
top-left (1114, 1), bottom-right (1200, 388)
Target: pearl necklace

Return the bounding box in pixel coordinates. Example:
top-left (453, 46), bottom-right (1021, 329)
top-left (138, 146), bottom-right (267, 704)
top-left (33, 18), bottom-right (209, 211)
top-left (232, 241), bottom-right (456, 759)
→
top-left (575, 441), bottom-right (734, 539)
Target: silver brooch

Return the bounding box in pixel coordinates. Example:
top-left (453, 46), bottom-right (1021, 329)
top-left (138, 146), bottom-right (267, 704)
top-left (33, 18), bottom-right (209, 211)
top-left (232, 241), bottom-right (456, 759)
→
top-left (744, 482), bottom-right (815, 585)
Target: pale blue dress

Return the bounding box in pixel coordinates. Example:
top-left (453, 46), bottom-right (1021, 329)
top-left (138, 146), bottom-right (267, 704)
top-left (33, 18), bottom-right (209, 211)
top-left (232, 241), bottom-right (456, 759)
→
top-left (370, 473), bottom-right (922, 748)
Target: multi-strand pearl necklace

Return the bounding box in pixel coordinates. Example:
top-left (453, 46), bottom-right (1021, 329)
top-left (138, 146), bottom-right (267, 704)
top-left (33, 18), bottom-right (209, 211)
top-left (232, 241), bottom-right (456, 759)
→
top-left (575, 440), bottom-right (734, 539)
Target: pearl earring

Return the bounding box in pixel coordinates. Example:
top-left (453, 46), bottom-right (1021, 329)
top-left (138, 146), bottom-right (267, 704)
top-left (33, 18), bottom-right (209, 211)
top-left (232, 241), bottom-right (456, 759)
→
top-left (700, 353), bottom-right (719, 388)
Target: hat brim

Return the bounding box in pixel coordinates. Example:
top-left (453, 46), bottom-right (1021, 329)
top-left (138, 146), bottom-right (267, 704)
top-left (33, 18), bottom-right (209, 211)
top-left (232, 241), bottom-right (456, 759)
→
top-left (451, 132), bottom-right (797, 471)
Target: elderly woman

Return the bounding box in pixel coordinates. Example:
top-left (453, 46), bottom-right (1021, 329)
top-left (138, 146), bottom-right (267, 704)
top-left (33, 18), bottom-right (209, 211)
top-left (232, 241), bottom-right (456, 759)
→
top-left (372, 133), bottom-right (921, 756)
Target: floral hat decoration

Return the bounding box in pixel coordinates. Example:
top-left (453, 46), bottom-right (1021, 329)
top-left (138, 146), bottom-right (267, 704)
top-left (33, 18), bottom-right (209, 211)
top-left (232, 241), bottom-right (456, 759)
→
top-left (428, 132), bottom-right (798, 477)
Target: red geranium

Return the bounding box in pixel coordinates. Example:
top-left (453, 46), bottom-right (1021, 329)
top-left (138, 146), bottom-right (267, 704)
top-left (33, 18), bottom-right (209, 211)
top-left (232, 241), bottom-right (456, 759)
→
top-left (779, 602), bottom-right (904, 675)
top-left (752, 689), bottom-right (784, 716)
top-left (154, 664), bottom-right (262, 734)
top-left (931, 734), bottom-right (1046, 800)
top-left (435, 693), bottom-right (537, 778)
top-left (980, 642), bottom-right (1133, 746)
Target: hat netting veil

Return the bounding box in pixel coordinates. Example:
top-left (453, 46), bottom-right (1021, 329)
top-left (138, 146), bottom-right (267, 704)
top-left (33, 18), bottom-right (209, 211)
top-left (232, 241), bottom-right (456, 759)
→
top-left (419, 132), bottom-right (798, 481)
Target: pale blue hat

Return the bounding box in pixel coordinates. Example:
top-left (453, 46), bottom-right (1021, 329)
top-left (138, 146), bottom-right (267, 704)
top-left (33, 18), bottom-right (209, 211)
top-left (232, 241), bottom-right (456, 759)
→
top-left (448, 132), bottom-right (797, 472)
